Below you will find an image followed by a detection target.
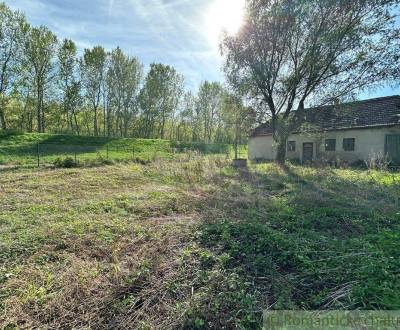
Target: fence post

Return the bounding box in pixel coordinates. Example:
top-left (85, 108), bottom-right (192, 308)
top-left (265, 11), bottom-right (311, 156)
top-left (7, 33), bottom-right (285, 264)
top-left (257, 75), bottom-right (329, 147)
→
top-left (74, 151), bottom-right (77, 163)
top-left (132, 147), bottom-right (135, 160)
top-left (106, 146), bottom-right (109, 159)
top-left (37, 143), bottom-right (40, 167)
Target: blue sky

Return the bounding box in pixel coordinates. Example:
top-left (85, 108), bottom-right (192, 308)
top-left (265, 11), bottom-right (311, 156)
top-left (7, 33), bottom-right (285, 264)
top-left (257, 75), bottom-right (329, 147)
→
top-left (7, 0), bottom-right (400, 98)
top-left (8, 0), bottom-right (224, 90)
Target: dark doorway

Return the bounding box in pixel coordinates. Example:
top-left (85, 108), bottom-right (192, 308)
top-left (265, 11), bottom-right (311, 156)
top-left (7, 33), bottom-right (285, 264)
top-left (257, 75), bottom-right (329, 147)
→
top-left (302, 143), bottom-right (314, 163)
top-left (386, 135), bottom-right (400, 165)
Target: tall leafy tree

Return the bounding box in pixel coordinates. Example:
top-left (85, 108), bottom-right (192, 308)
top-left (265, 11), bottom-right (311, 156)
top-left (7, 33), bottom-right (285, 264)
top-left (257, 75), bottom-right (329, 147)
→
top-left (139, 63), bottom-right (183, 139)
top-left (221, 93), bottom-right (256, 158)
top-left (107, 47), bottom-right (143, 137)
top-left (58, 39), bottom-right (81, 134)
top-left (177, 91), bottom-right (197, 142)
top-left (222, 0), bottom-right (400, 163)
top-left (24, 26), bottom-right (58, 133)
top-left (0, 3), bottom-right (27, 129)
top-left (80, 46), bottom-right (107, 136)
top-left (196, 81), bottom-right (224, 143)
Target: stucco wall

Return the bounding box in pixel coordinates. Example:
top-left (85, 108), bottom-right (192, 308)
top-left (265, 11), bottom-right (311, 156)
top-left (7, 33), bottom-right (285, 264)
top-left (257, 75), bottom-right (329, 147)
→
top-left (248, 126), bottom-right (400, 163)
top-left (248, 135), bottom-right (277, 160)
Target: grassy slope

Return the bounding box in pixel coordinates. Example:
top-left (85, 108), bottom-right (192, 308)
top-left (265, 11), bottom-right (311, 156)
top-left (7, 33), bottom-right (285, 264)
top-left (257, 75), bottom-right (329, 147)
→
top-left (0, 157), bottom-right (399, 329)
top-left (0, 132), bottom-right (245, 166)
top-left (0, 132), bottom-right (174, 165)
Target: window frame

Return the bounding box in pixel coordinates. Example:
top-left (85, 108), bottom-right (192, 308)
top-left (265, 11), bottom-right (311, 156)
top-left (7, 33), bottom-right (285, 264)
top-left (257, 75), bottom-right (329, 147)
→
top-left (343, 138), bottom-right (355, 151)
top-left (325, 139), bottom-right (336, 152)
top-left (287, 141), bottom-right (296, 152)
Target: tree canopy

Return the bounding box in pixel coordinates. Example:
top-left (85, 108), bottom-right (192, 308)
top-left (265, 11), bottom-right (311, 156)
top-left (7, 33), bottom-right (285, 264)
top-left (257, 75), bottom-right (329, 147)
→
top-left (222, 0), bottom-right (400, 162)
top-left (0, 2), bottom-right (254, 145)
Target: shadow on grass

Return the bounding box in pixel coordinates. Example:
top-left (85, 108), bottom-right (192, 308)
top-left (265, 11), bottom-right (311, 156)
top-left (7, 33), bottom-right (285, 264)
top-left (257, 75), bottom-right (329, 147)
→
top-left (186, 164), bottom-right (400, 328)
top-left (1, 153), bottom-right (399, 329)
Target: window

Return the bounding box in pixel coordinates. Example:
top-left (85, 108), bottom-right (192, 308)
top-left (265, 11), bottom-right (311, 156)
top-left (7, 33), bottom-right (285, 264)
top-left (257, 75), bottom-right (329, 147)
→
top-left (343, 138), bottom-right (355, 151)
top-left (325, 139), bottom-right (336, 152)
top-left (287, 141), bottom-right (296, 152)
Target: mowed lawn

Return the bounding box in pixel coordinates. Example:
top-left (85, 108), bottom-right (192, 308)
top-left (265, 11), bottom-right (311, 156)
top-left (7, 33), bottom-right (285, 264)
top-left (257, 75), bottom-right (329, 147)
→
top-left (1, 156), bottom-right (399, 329)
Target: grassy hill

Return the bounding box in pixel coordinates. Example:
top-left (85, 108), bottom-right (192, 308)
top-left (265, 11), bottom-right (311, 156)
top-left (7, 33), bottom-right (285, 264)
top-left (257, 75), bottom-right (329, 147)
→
top-left (1, 156), bottom-right (399, 328)
top-left (0, 132), bottom-right (242, 166)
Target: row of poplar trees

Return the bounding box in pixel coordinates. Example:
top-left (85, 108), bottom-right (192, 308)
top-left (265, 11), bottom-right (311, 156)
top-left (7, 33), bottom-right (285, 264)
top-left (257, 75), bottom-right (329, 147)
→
top-left (0, 3), bottom-right (255, 144)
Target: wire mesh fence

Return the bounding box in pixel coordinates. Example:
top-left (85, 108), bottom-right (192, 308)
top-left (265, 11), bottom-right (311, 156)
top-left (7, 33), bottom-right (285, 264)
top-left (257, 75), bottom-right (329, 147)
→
top-left (0, 142), bottom-right (247, 168)
top-left (0, 143), bottom-right (142, 167)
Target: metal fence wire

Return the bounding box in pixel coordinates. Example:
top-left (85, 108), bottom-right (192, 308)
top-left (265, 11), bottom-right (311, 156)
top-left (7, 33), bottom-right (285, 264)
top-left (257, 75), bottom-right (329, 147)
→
top-left (0, 143), bottom-right (140, 167)
top-left (0, 142), bottom-right (246, 168)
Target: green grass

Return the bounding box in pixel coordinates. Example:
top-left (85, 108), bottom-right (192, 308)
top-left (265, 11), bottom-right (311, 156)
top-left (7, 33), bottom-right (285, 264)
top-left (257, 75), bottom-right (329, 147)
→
top-left (0, 132), bottom-right (175, 166)
top-left (0, 132), bottom-right (246, 166)
top-left (0, 156), bottom-right (398, 329)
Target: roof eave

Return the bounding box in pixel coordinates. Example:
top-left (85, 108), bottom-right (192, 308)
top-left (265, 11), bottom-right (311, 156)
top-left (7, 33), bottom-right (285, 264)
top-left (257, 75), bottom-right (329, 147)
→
top-left (249, 122), bottom-right (400, 138)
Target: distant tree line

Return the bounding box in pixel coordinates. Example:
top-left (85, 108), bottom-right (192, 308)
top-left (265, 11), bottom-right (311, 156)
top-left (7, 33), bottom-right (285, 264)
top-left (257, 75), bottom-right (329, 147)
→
top-left (0, 2), bottom-right (255, 144)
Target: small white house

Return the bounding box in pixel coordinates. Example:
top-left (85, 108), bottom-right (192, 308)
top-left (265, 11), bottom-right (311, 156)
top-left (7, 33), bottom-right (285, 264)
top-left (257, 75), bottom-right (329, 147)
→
top-left (249, 95), bottom-right (400, 165)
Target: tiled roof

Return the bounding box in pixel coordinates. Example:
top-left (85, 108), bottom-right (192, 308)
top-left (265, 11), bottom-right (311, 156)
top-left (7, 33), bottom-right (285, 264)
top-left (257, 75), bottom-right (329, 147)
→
top-left (251, 95), bottom-right (400, 137)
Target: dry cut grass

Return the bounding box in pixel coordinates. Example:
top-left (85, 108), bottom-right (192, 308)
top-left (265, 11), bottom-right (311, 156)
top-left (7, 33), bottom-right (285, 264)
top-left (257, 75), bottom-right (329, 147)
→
top-left (0, 156), bottom-right (399, 329)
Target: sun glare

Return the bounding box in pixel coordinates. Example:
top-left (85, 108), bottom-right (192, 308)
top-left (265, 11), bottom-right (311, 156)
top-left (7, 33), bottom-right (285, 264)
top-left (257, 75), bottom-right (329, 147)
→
top-left (206, 0), bottom-right (245, 45)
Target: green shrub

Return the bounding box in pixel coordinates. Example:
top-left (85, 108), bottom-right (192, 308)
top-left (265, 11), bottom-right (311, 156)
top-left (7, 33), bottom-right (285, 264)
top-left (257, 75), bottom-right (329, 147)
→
top-left (53, 157), bottom-right (78, 168)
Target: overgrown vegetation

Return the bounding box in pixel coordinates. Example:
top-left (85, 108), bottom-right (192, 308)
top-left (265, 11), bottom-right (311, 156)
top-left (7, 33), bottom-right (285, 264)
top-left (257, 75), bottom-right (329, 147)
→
top-left (1, 154), bottom-right (399, 329)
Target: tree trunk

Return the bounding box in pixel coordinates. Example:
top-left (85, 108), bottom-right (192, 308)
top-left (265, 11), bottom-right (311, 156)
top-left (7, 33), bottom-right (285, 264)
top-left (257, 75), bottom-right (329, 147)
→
top-left (74, 115), bottom-right (80, 135)
top-left (37, 100), bottom-right (42, 133)
top-left (19, 101), bottom-right (28, 130)
top-left (123, 112), bottom-right (128, 138)
top-left (29, 107), bottom-right (33, 132)
top-left (0, 107), bottom-right (6, 130)
top-left (65, 104), bottom-right (70, 132)
top-left (103, 102), bottom-right (106, 137)
top-left (94, 107), bottom-right (98, 136)
top-left (107, 110), bottom-right (111, 137)
top-left (275, 138), bottom-right (287, 165)
top-left (36, 83), bottom-right (42, 133)
top-left (41, 91), bottom-right (45, 132)
top-left (161, 117), bottom-right (165, 140)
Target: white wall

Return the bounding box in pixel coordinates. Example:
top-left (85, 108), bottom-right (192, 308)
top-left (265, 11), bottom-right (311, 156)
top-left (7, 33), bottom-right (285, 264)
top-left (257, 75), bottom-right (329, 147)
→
top-left (248, 135), bottom-right (277, 160)
top-left (249, 126), bottom-right (400, 162)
